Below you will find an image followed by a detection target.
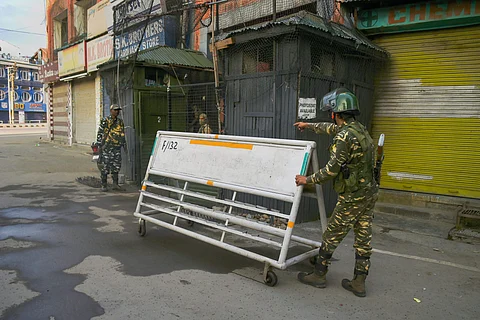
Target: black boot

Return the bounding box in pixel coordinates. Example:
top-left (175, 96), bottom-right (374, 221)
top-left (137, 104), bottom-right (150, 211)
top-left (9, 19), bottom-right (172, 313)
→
top-left (100, 173), bottom-right (108, 192)
top-left (298, 250), bottom-right (332, 288)
top-left (112, 173), bottom-right (123, 191)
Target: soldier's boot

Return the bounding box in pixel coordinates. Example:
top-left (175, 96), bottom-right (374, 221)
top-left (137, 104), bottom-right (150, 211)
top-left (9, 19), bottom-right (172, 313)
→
top-left (297, 250), bottom-right (332, 288)
top-left (111, 173), bottom-right (123, 191)
top-left (100, 173), bottom-right (108, 192)
top-left (342, 274), bottom-right (367, 297)
top-left (342, 256), bottom-right (370, 297)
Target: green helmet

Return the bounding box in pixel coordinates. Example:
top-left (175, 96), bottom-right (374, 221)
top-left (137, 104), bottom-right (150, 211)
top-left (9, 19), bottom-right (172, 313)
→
top-left (320, 88), bottom-right (360, 115)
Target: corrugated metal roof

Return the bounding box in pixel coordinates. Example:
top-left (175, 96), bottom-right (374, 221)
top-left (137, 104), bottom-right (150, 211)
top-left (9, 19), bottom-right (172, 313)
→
top-left (218, 11), bottom-right (387, 55)
top-left (136, 46), bottom-right (213, 69)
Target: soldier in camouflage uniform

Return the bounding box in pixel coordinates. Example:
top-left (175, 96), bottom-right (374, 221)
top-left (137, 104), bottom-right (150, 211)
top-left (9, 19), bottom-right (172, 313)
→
top-left (198, 113), bottom-right (212, 134)
top-left (96, 104), bottom-right (126, 192)
top-left (294, 88), bottom-right (378, 297)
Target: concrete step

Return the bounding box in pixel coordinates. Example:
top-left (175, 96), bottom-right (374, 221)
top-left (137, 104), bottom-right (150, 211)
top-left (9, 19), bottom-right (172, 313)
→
top-left (374, 202), bottom-right (458, 222)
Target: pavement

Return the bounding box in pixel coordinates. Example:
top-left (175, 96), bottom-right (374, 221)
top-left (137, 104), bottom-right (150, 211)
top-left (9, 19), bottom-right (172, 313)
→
top-left (0, 132), bottom-right (479, 320)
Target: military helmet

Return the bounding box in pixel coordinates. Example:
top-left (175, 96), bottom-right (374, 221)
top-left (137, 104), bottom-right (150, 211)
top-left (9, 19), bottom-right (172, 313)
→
top-left (320, 88), bottom-right (360, 115)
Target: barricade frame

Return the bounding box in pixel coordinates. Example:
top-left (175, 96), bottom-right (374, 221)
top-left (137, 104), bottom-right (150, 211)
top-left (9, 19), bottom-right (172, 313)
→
top-left (134, 131), bottom-right (328, 286)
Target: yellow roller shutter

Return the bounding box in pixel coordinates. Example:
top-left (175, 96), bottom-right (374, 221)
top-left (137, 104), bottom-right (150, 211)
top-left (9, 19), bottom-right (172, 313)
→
top-left (73, 77), bottom-right (96, 145)
top-left (371, 25), bottom-right (480, 199)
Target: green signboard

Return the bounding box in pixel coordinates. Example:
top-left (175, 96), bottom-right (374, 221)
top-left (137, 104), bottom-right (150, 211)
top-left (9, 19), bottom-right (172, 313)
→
top-left (358, 0), bottom-right (480, 34)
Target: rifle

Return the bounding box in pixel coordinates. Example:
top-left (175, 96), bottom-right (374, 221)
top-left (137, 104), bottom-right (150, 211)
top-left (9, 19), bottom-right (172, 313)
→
top-left (374, 134), bottom-right (385, 185)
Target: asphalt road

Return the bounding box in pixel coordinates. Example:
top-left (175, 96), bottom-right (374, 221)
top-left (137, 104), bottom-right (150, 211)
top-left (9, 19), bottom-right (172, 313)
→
top-left (0, 135), bottom-right (479, 320)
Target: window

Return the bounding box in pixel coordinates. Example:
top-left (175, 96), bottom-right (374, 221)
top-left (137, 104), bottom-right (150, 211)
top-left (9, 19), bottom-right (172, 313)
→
top-left (0, 90), bottom-right (6, 101)
top-left (13, 91), bottom-right (19, 101)
top-left (74, 0), bottom-right (97, 39)
top-left (0, 84), bottom-right (6, 88)
top-left (242, 44), bottom-right (273, 74)
top-left (21, 86), bottom-right (30, 90)
top-left (0, 68), bottom-right (5, 78)
top-left (33, 72), bottom-right (39, 81)
top-left (22, 91), bottom-right (32, 102)
top-left (54, 10), bottom-right (68, 49)
top-left (33, 92), bottom-right (43, 103)
top-left (21, 71), bottom-right (30, 80)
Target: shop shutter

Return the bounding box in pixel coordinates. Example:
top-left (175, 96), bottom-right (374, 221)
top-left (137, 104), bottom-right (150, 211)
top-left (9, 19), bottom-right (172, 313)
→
top-left (73, 77), bottom-right (96, 145)
top-left (52, 82), bottom-right (69, 143)
top-left (371, 25), bottom-right (480, 199)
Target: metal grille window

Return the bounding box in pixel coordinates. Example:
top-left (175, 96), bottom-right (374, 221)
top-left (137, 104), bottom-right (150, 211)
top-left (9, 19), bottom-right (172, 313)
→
top-left (0, 90), bottom-right (5, 100)
top-left (242, 43), bottom-right (274, 74)
top-left (21, 91), bottom-right (31, 102)
top-left (0, 68), bottom-right (5, 78)
top-left (33, 92), bottom-right (43, 103)
top-left (311, 47), bottom-right (335, 76)
top-left (33, 72), bottom-right (40, 81)
top-left (14, 91), bottom-right (19, 101)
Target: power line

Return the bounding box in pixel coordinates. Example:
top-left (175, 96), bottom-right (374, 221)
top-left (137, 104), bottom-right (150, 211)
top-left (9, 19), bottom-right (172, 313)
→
top-left (0, 28), bottom-right (46, 36)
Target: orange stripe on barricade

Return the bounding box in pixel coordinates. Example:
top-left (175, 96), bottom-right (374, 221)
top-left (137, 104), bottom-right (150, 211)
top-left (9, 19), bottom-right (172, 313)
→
top-left (287, 221), bottom-right (295, 229)
top-left (142, 185), bottom-right (147, 191)
top-left (190, 139), bottom-right (253, 150)
top-left (206, 180), bottom-right (214, 186)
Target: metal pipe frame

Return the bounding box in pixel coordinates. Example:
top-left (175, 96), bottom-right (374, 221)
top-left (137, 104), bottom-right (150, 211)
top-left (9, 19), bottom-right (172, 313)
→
top-left (135, 132), bottom-right (325, 272)
top-left (144, 181), bottom-right (290, 219)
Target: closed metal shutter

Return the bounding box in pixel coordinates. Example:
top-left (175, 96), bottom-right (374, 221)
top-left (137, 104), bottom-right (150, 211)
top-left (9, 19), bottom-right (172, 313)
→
top-left (371, 25), bottom-right (480, 199)
top-left (52, 82), bottom-right (69, 143)
top-left (73, 77), bottom-right (96, 145)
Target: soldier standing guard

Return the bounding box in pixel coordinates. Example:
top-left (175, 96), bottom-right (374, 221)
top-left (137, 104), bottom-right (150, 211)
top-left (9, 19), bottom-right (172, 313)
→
top-left (96, 104), bottom-right (126, 192)
top-left (294, 88), bottom-right (378, 297)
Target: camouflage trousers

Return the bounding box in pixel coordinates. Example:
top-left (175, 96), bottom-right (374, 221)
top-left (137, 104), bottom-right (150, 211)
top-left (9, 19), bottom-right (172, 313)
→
top-left (320, 191), bottom-right (378, 275)
top-left (98, 147), bottom-right (122, 175)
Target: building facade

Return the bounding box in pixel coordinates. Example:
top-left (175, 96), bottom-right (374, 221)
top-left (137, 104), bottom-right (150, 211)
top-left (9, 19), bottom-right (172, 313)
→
top-left (347, 0), bottom-right (480, 201)
top-left (0, 57), bottom-right (47, 124)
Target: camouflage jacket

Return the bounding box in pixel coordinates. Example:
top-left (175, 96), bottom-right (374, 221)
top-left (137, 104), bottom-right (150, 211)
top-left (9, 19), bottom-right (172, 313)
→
top-left (96, 116), bottom-right (126, 149)
top-left (198, 124), bottom-right (212, 134)
top-left (306, 120), bottom-right (376, 194)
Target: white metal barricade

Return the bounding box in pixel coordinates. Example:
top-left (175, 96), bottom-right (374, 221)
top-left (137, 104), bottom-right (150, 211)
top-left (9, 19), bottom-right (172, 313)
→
top-left (134, 131), bottom-right (328, 286)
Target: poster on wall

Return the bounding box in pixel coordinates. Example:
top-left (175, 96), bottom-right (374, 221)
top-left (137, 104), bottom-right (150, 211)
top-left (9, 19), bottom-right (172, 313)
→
top-left (58, 42), bottom-right (86, 77)
top-left (87, 0), bottom-right (113, 39)
top-left (298, 98), bottom-right (317, 120)
top-left (87, 35), bottom-right (114, 72)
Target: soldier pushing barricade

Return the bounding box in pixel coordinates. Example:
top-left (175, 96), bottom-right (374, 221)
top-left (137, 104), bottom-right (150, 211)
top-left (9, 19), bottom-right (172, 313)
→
top-left (95, 104), bottom-right (126, 192)
top-left (294, 88), bottom-right (382, 297)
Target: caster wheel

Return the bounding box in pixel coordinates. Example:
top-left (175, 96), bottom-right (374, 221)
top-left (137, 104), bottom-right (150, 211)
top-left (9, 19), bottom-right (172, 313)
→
top-left (187, 220), bottom-right (195, 227)
top-left (264, 271), bottom-right (278, 287)
top-left (138, 219), bottom-right (146, 237)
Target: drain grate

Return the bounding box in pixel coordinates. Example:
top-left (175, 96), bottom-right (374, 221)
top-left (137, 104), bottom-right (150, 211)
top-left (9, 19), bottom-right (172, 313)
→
top-left (458, 208), bottom-right (480, 218)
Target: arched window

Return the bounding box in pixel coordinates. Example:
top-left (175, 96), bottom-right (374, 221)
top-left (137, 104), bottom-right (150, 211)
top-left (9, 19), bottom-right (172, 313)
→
top-left (22, 91), bottom-right (32, 102)
top-left (0, 90), bottom-right (6, 101)
top-left (33, 92), bottom-right (43, 103)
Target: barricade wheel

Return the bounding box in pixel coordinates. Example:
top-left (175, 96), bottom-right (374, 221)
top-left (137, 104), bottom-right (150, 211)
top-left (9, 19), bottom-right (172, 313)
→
top-left (264, 271), bottom-right (278, 287)
top-left (138, 219), bottom-right (146, 237)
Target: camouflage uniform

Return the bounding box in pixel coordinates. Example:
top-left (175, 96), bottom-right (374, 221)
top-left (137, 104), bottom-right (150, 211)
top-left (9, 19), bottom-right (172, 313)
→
top-left (307, 120), bottom-right (378, 275)
top-left (96, 116), bottom-right (126, 186)
top-left (198, 124), bottom-right (212, 134)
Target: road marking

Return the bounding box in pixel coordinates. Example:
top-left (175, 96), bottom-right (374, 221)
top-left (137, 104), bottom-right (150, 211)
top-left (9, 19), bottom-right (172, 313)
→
top-left (373, 248), bottom-right (480, 273)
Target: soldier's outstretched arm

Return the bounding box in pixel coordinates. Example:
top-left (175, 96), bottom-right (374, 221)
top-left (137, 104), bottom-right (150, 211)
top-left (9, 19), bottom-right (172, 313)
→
top-left (294, 122), bottom-right (338, 135)
top-left (307, 132), bottom-right (349, 184)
